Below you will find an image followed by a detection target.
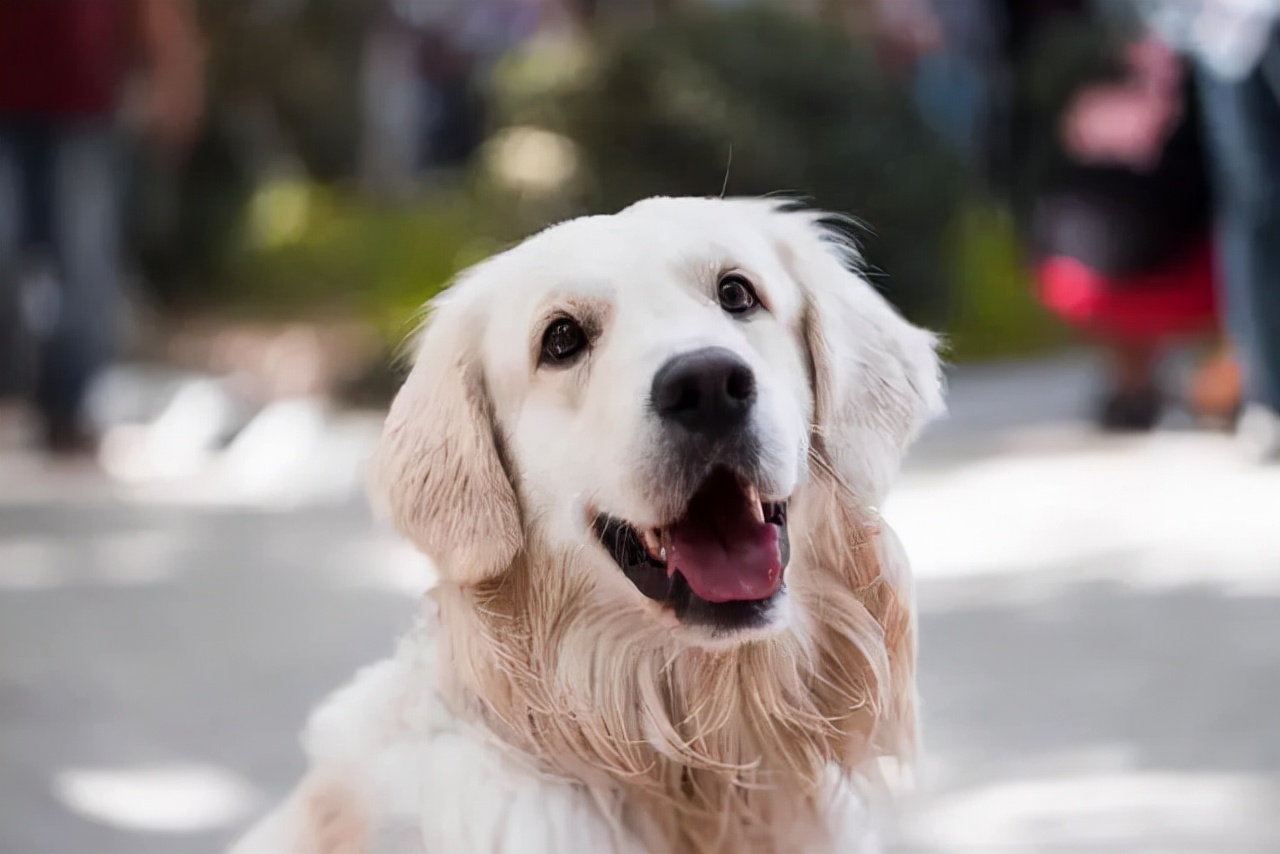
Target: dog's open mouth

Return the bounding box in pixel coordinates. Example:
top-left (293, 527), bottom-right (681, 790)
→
top-left (593, 468), bottom-right (790, 626)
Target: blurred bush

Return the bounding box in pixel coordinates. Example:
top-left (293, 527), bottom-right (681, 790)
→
top-left (483, 5), bottom-right (963, 326)
top-left (213, 183), bottom-right (497, 345)
top-left (202, 0), bottom-right (366, 181)
top-left (945, 204), bottom-right (1070, 361)
top-left (129, 0), bottom-right (367, 303)
top-left (127, 114), bottom-right (257, 304)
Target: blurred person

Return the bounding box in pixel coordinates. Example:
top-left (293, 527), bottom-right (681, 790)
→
top-left (1039, 33), bottom-right (1222, 430)
top-left (0, 0), bottom-right (203, 455)
top-left (419, 8), bottom-right (485, 170)
top-left (908, 0), bottom-right (999, 161)
top-left (361, 0), bottom-right (538, 188)
top-left (878, 0), bottom-right (1232, 431)
top-left (429, 0), bottom-right (542, 165)
top-left (1133, 0), bottom-right (1280, 459)
top-left (872, 0), bottom-right (995, 161)
top-left (361, 2), bottom-right (430, 196)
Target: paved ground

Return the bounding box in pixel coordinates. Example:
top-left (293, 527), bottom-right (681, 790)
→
top-left (1, 354), bottom-right (1278, 854)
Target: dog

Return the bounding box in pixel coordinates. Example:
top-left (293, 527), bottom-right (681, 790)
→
top-left (230, 196), bottom-right (943, 854)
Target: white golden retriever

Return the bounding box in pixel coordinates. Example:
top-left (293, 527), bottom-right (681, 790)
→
top-left (231, 196), bottom-right (943, 854)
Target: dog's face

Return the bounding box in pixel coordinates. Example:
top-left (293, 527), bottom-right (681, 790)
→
top-left (374, 197), bottom-right (941, 646)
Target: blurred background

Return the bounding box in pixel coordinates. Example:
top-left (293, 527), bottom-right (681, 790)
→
top-left (1, 0), bottom-right (1278, 851)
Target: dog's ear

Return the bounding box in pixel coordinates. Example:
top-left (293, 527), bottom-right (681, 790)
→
top-left (772, 207), bottom-right (944, 505)
top-left (369, 292), bottom-right (521, 585)
top-left (767, 205), bottom-right (940, 766)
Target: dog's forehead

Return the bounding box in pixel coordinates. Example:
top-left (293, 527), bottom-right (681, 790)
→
top-left (481, 198), bottom-right (798, 313)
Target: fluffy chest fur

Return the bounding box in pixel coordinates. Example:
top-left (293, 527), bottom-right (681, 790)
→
top-left (232, 500), bottom-right (914, 854)
top-left (231, 607), bottom-right (886, 854)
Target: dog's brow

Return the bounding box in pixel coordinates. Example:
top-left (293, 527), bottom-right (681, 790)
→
top-left (535, 295), bottom-right (612, 330)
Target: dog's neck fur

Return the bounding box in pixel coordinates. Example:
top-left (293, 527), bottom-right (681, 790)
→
top-left (431, 476), bottom-right (915, 854)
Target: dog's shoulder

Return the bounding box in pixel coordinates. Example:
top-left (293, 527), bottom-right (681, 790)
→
top-left (237, 623), bottom-right (883, 854)
top-left (300, 621), bottom-right (454, 770)
top-left (263, 618), bottom-right (645, 854)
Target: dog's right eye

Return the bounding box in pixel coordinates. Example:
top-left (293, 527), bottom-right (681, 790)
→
top-left (540, 318), bottom-right (588, 366)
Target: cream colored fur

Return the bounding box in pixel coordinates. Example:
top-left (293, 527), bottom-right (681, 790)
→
top-left (230, 197), bottom-right (943, 854)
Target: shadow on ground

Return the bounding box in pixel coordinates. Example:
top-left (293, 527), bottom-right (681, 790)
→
top-left (898, 576), bottom-right (1280, 853)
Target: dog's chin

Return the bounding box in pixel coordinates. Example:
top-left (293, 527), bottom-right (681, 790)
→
top-left (592, 466), bottom-right (791, 642)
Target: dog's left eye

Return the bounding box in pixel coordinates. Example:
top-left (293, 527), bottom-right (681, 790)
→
top-left (717, 274), bottom-right (759, 315)
top-left (540, 318), bottom-right (588, 366)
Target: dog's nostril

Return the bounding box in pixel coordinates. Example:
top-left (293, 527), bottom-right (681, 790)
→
top-left (725, 363), bottom-right (755, 403)
top-left (651, 347), bottom-right (757, 436)
top-left (671, 383), bottom-right (701, 413)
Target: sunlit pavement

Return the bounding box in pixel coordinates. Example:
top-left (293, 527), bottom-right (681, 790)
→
top-left (1, 354), bottom-right (1277, 854)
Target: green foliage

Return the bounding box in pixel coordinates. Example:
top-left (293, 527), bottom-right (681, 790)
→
top-left (945, 204), bottom-right (1069, 362)
top-left (486, 5), bottom-right (963, 325)
top-left (220, 185), bottom-right (498, 343)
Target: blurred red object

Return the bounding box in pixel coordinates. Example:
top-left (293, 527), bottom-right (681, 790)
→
top-left (0, 0), bottom-right (131, 117)
top-left (1038, 239), bottom-right (1219, 341)
top-left (0, 0), bottom-right (204, 158)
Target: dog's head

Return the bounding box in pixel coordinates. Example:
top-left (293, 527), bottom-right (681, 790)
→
top-left (372, 197), bottom-right (942, 647)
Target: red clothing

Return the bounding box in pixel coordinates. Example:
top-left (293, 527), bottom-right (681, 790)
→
top-left (0, 0), bottom-right (132, 117)
top-left (1038, 239), bottom-right (1219, 341)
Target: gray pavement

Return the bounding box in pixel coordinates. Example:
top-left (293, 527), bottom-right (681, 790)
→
top-left (1, 354), bottom-right (1278, 854)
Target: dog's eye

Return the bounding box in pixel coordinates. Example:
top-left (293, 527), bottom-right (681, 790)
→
top-left (540, 318), bottom-right (588, 366)
top-left (717, 274), bottom-right (759, 315)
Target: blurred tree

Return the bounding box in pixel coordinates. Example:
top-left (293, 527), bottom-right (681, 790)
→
top-left (486, 4), bottom-right (963, 324)
top-left (198, 0), bottom-right (366, 179)
top-left (129, 0), bottom-right (368, 303)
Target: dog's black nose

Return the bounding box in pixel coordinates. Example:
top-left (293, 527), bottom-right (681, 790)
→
top-left (651, 347), bottom-right (756, 436)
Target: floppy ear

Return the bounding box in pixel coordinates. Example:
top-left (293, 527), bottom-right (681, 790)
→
top-left (369, 293), bottom-right (522, 585)
top-left (772, 208), bottom-right (944, 505)
top-left (767, 205), bottom-right (941, 769)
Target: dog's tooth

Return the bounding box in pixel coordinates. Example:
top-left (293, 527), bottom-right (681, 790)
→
top-left (641, 528), bottom-right (665, 561)
top-left (659, 529), bottom-right (674, 574)
top-left (739, 482), bottom-right (763, 522)
top-left (761, 501), bottom-right (787, 526)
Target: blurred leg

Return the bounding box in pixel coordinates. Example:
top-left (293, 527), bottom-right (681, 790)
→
top-left (1096, 337), bottom-right (1164, 432)
top-left (0, 123), bottom-right (54, 401)
top-left (36, 125), bottom-right (122, 449)
top-left (1188, 339), bottom-right (1243, 426)
top-left (1195, 40), bottom-right (1280, 415)
top-left (1108, 337), bottom-right (1160, 395)
top-left (0, 128), bottom-right (22, 398)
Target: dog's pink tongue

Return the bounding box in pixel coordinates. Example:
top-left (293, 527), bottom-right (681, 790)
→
top-left (667, 515), bottom-right (782, 605)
